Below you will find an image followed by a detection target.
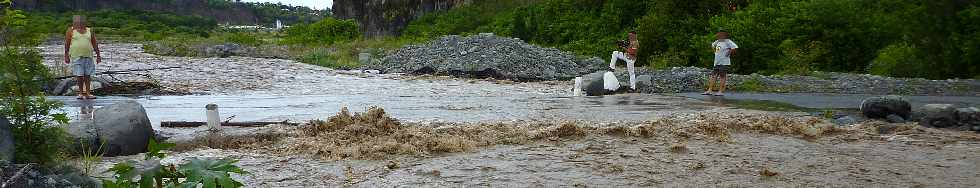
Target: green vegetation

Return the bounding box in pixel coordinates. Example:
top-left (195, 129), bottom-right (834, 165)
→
top-left (102, 139), bottom-right (248, 188)
top-left (296, 37), bottom-right (420, 69)
top-left (0, 0), bottom-right (71, 165)
top-left (282, 17), bottom-right (360, 45)
top-left (733, 76), bottom-right (765, 92)
top-left (401, 0), bottom-right (980, 79)
top-left (27, 9), bottom-right (218, 40)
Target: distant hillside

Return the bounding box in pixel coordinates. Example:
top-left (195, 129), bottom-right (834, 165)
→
top-left (12, 0), bottom-right (326, 26)
top-left (333, 0), bottom-right (470, 37)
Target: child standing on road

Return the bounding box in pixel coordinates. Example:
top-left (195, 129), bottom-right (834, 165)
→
top-left (704, 31), bottom-right (737, 96)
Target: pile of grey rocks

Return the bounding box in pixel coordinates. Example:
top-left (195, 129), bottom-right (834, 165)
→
top-left (861, 95), bottom-right (980, 132)
top-left (370, 34), bottom-right (605, 81)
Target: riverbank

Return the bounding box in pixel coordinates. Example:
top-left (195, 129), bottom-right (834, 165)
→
top-left (36, 42), bottom-right (980, 187)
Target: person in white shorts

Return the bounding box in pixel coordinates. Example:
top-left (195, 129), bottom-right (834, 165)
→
top-left (609, 31), bottom-right (639, 90)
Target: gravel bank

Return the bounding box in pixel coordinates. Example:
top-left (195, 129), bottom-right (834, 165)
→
top-left (614, 67), bottom-right (980, 96)
top-left (368, 34), bottom-right (605, 81)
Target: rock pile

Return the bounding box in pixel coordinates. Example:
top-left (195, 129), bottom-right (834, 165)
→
top-left (0, 161), bottom-right (98, 188)
top-left (370, 34), bottom-right (605, 81)
top-left (919, 104), bottom-right (980, 132)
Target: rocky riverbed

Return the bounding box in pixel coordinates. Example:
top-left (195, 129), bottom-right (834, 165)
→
top-left (32, 42), bottom-right (980, 187)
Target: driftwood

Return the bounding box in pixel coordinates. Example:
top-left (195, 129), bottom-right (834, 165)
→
top-left (54, 66), bottom-right (182, 79)
top-left (161, 121), bottom-right (299, 128)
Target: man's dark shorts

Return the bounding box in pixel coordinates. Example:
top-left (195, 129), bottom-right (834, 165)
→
top-left (712, 65), bottom-right (729, 77)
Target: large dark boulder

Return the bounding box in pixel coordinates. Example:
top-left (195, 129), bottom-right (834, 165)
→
top-left (584, 72), bottom-right (622, 96)
top-left (0, 117), bottom-right (13, 162)
top-left (919, 104), bottom-right (957, 128)
top-left (861, 95), bottom-right (911, 119)
top-left (67, 101), bottom-right (154, 156)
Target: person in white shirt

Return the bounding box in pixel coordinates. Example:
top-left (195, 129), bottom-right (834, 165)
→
top-left (703, 31), bottom-right (738, 96)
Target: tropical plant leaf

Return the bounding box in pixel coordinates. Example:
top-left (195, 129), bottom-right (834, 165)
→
top-left (178, 158), bottom-right (246, 188)
top-left (145, 139), bottom-right (176, 160)
top-left (103, 161), bottom-right (138, 188)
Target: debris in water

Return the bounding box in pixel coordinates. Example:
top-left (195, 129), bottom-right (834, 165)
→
top-left (760, 167), bottom-right (780, 177)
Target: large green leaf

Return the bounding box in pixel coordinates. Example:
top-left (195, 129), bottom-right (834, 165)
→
top-left (177, 158), bottom-right (247, 188)
top-left (145, 139), bottom-right (176, 160)
top-left (103, 161), bottom-right (138, 188)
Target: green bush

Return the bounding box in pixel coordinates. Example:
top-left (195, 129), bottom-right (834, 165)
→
top-left (298, 48), bottom-right (358, 69)
top-left (868, 43), bottom-right (925, 78)
top-left (0, 2), bottom-right (71, 165)
top-left (282, 17), bottom-right (361, 45)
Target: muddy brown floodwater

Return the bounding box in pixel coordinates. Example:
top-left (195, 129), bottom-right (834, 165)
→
top-left (41, 43), bottom-right (980, 187)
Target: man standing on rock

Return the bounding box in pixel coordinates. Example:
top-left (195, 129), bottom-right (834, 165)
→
top-left (610, 31), bottom-right (639, 90)
top-left (64, 15), bottom-right (102, 100)
top-left (704, 30), bottom-right (737, 96)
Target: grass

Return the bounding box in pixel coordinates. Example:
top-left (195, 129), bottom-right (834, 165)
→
top-left (76, 140), bottom-right (106, 176)
top-left (733, 76), bottom-right (766, 92)
top-left (295, 37), bottom-right (422, 69)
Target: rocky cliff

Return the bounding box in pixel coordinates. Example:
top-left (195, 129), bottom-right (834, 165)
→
top-left (333, 0), bottom-right (471, 37)
top-left (13, 0), bottom-right (259, 25)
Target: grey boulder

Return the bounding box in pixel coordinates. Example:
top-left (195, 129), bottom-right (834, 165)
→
top-left (67, 100), bottom-right (154, 156)
top-left (861, 95), bottom-right (911, 119)
top-left (954, 107), bottom-right (980, 127)
top-left (0, 117), bottom-right (13, 162)
top-left (584, 71), bottom-right (624, 96)
top-left (919, 104), bottom-right (957, 128)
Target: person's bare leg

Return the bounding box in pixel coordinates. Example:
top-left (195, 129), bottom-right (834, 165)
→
top-left (75, 76), bottom-right (85, 99)
top-left (83, 76), bottom-right (96, 99)
top-left (717, 75), bottom-right (727, 95)
top-left (704, 74), bottom-right (716, 94)
top-left (83, 76), bottom-right (90, 96)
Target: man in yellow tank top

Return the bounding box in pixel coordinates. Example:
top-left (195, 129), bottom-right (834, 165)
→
top-left (64, 15), bottom-right (102, 100)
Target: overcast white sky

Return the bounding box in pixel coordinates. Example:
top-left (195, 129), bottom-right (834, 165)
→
top-left (240, 0), bottom-right (332, 10)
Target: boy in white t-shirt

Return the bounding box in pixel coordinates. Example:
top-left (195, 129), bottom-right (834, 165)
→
top-left (703, 31), bottom-right (738, 96)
